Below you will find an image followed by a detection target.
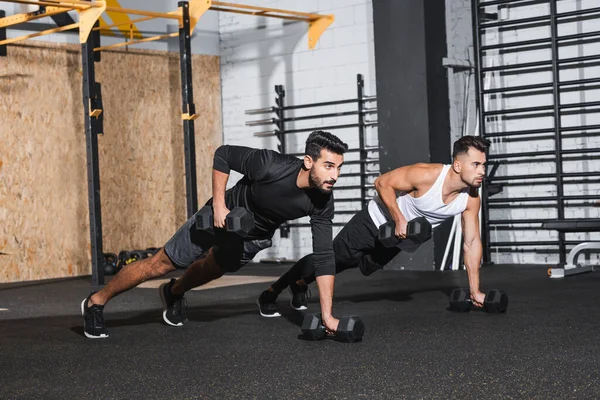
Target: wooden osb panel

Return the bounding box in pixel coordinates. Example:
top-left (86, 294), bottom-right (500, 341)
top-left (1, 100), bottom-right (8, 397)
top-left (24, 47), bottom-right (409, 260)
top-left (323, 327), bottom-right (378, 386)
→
top-left (0, 42), bottom-right (222, 283)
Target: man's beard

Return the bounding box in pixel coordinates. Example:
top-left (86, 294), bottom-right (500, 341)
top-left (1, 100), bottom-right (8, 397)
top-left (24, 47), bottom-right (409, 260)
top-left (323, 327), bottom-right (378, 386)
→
top-left (309, 169), bottom-right (335, 194)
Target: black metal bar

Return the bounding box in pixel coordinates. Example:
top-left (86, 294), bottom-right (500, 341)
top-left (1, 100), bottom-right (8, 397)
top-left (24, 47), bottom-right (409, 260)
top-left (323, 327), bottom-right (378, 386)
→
top-left (488, 226), bottom-right (545, 231)
top-left (561, 77), bottom-right (600, 86)
top-left (483, 127), bottom-right (556, 138)
top-left (489, 241), bottom-right (559, 246)
top-left (559, 54), bottom-right (600, 64)
top-left (287, 146), bottom-right (378, 157)
top-left (489, 178), bottom-right (600, 187)
top-left (489, 241), bottom-right (589, 247)
top-left (335, 185), bottom-right (375, 191)
top-left (282, 109), bottom-right (376, 123)
top-left (500, 107), bottom-right (600, 122)
top-left (274, 84), bottom-right (289, 239)
top-left (489, 171), bottom-right (600, 181)
top-left (472, 0), bottom-right (492, 264)
top-left (478, 0), bottom-right (533, 8)
top-left (0, 10), bottom-right (6, 57)
top-left (82, 21), bottom-right (104, 287)
top-left (282, 98), bottom-right (357, 111)
top-left (497, 154), bottom-right (600, 165)
top-left (488, 150), bottom-right (556, 160)
top-left (483, 104), bottom-right (554, 116)
top-left (489, 201), bottom-right (599, 209)
top-left (487, 219), bottom-right (549, 224)
top-left (357, 74), bottom-right (367, 209)
top-left (481, 37), bottom-right (551, 52)
top-left (494, 131), bottom-right (600, 143)
top-left (483, 81), bottom-right (552, 94)
top-left (179, 1), bottom-right (197, 219)
top-left (559, 30), bottom-right (600, 42)
top-left (556, 6), bottom-right (600, 19)
top-left (561, 124), bottom-right (600, 132)
top-left (480, 14), bottom-right (549, 29)
top-left (343, 159), bottom-right (379, 166)
top-left (560, 101), bottom-right (600, 110)
top-left (281, 123), bottom-right (361, 135)
top-left (333, 198), bottom-right (363, 203)
top-left (482, 59), bottom-right (550, 73)
top-left (340, 172), bottom-right (380, 178)
top-left (488, 195), bottom-right (599, 203)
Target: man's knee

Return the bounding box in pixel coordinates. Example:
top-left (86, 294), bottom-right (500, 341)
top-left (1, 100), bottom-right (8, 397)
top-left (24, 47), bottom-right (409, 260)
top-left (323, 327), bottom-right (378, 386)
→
top-left (149, 249), bottom-right (177, 277)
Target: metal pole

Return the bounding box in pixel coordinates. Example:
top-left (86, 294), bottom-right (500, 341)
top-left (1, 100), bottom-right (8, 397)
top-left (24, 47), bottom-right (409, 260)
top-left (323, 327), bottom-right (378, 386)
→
top-left (357, 74), bottom-right (367, 208)
top-left (82, 21), bottom-right (104, 287)
top-left (275, 84), bottom-right (290, 238)
top-left (471, 0), bottom-right (492, 264)
top-left (550, 0), bottom-right (566, 264)
top-left (179, 1), bottom-right (198, 219)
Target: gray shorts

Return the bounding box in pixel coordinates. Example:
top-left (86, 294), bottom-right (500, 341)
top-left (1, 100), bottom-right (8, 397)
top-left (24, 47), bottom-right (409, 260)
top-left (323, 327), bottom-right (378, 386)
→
top-left (163, 211), bottom-right (272, 272)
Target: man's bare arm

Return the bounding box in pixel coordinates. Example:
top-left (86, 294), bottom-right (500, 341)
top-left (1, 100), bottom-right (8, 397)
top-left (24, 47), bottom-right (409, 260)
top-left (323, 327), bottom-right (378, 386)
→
top-left (374, 164), bottom-right (438, 232)
top-left (461, 193), bottom-right (485, 306)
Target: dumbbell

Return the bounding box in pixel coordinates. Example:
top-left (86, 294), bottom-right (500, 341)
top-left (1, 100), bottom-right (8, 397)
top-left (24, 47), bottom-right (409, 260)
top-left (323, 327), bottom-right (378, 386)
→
top-left (195, 205), bottom-right (254, 238)
top-left (448, 288), bottom-right (508, 314)
top-left (300, 313), bottom-right (365, 343)
top-left (378, 216), bottom-right (432, 247)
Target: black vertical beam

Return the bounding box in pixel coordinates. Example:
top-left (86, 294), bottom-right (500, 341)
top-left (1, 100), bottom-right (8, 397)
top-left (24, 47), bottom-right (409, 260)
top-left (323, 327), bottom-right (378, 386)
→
top-left (373, 0), bottom-right (451, 270)
top-left (179, 1), bottom-right (198, 219)
top-left (550, 0), bottom-right (566, 263)
top-left (356, 74), bottom-right (367, 208)
top-left (471, 0), bottom-right (492, 264)
top-left (82, 22), bottom-right (104, 287)
top-left (0, 10), bottom-right (6, 57)
top-left (275, 85), bottom-right (290, 238)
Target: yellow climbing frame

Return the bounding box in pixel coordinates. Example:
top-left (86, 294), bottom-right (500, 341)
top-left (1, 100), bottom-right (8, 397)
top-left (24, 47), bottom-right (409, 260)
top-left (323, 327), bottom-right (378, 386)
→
top-left (0, 0), bottom-right (333, 50)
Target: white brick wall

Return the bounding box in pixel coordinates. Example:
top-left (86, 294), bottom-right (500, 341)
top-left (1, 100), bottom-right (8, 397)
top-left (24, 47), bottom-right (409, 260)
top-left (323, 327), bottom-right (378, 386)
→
top-left (219, 0), bottom-right (377, 260)
top-left (448, 0), bottom-right (600, 264)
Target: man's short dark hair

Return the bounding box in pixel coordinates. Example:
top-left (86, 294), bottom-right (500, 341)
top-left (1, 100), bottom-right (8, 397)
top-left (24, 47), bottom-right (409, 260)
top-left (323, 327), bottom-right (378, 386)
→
top-left (305, 130), bottom-right (348, 161)
top-left (452, 135), bottom-right (490, 159)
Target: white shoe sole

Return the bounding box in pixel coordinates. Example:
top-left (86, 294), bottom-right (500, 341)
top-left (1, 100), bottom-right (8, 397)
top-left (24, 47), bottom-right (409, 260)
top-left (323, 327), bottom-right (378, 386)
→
top-left (289, 287), bottom-right (308, 311)
top-left (159, 284), bottom-right (183, 327)
top-left (81, 299), bottom-right (109, 339)
top-left (256, 299), bottom-right (281, 318)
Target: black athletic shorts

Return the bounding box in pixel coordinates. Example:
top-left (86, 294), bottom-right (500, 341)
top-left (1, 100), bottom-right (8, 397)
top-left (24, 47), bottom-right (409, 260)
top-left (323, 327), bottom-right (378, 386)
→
top-left (163, 209), bottom-right (272, 272)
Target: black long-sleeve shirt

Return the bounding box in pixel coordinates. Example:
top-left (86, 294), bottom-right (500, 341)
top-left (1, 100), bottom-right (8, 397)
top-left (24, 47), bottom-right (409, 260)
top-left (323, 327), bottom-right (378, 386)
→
top-left (210, 145), bottom-right (335, 276)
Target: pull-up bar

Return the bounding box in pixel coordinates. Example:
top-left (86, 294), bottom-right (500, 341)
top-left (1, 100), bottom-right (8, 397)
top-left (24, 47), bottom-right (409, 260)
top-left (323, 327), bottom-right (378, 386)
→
top-left (0, 0), bottom-right (334, 50)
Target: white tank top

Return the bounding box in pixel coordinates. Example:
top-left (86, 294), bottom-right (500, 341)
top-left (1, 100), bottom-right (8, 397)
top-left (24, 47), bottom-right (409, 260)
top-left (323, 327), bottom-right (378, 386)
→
top-left (368, 164), bottom-right (470, 229)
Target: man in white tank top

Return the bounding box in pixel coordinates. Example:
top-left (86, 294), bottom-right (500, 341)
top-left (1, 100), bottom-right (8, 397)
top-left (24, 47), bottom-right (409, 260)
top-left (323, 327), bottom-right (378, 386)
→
top-left (258, 136), bottom-right (490, 333)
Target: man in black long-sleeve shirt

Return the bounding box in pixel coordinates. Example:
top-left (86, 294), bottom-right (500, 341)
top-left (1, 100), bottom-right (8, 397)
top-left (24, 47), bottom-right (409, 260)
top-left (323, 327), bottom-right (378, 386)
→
top-left (81, 131), bottom-right (348, 339)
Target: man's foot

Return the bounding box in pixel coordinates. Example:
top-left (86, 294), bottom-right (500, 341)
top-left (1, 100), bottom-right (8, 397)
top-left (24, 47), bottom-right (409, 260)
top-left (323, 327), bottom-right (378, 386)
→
top-left (289, 282), bottom-right (310, 311)
top-left (159, 278), bottom-right (187, 327)
top-left (257, 290), bottom-right (281, 318)
top-left (81, 292), bottom-right (108, 339)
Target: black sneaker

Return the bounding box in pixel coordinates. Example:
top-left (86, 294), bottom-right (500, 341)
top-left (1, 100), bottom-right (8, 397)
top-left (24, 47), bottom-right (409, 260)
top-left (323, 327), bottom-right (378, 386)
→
top-left (159, 278), bottom-right (187, 327)
top-left (81, 292), bottom-right (108, 339)
top-left (289, 283), bottom-right (310, 311)
top-left (257, 290), bottom-right (281, 318)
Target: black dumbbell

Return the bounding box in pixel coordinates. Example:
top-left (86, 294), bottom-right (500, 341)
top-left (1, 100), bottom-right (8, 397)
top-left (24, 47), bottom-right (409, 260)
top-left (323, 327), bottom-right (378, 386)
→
top-left (300, 313), bottom-right (365, 343)
top-left (448, 288), bottom-right (508, 314)
top-left (378, 216), bottom-right (432, 247)
top-left (195, 205), bottom-right (254, 238)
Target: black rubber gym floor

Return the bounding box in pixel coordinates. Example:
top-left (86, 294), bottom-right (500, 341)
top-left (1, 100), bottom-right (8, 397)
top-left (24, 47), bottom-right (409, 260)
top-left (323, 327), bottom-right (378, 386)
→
top-left (1, 264), bottom-right (599, 399)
